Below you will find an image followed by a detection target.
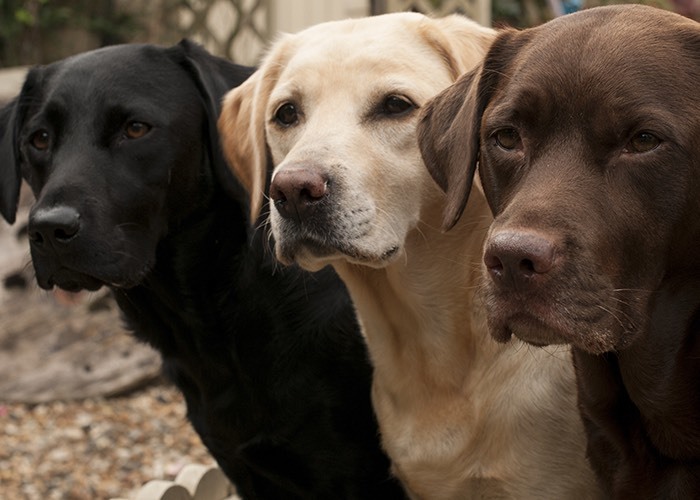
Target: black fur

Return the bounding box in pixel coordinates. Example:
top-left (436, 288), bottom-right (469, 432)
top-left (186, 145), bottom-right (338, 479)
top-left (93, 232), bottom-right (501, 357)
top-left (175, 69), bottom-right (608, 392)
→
top-left (0, 40), bottom-right (404, 499)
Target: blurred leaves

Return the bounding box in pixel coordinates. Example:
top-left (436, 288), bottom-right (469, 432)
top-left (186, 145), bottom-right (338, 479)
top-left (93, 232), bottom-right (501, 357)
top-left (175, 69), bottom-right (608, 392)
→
top-left (0, 0), bottom-right (136, 67)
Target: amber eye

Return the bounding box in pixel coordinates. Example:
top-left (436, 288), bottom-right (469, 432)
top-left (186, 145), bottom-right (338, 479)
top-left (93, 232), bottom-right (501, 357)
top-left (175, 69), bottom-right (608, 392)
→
top-left (30, 130), bottom-right (50, 151)
top-left (494, 128), bottom-right (522, 151)
top-left (275, 103), bottom-right (298, 127)
top-left (125, 121), bottom-right (151, 139)
top-left (627, 132), bottom-right (660, 153)
top-left (382, 95), bottom-right (414, 116)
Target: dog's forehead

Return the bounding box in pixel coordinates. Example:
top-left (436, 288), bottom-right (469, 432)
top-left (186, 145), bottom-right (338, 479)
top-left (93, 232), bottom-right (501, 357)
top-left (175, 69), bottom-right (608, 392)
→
top-left (20, 44), bottom-right (201, 130)
top-left (489, 6), bottom-right (700, 122)
top-left (270, 17), bottom-right (453, 105)
top-left (43, 45), bottom-right (189, 103)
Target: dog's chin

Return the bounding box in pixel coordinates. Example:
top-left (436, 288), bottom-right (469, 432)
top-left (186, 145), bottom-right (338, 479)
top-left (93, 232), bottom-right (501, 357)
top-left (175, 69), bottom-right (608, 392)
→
top-left (276, 236), bottom-right (401, 271)
top-left (36, 264), bottom-right (150, 293)
top-left (38, 270), bottom-right (104, 293)
top-left (486, 301), bottom-right (629, 354)
top-left (488, 314), bottom-right (571, 348)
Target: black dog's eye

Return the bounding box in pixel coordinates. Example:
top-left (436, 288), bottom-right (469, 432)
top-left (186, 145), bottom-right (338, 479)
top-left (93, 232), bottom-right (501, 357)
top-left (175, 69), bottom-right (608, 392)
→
top-left (30, 130), bottom-right (50, 151)
top-left (275, 103), bottom-right (298, 127)
top-left (627, 132), bottom-right (660, 153)
top-left (125, 121), bottom-right (151, 139)
top-left (382, 95), bottom-right (414, 116)
top-left (494, 128), bottom-right (522, 151)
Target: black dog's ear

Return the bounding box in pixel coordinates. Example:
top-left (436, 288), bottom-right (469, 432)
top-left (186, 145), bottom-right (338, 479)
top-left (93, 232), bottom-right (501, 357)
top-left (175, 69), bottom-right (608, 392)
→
top-left (170, 39), bottom-right (255, 203)
top-left (0, 98), bottom-right (22, 224)
top-left (418, 29), bottom-right (523, 231)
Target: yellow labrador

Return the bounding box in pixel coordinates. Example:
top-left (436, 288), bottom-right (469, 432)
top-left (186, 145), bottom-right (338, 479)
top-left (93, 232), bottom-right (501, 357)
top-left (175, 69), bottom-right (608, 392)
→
top-left (219, 12), bottom-right (601, 499)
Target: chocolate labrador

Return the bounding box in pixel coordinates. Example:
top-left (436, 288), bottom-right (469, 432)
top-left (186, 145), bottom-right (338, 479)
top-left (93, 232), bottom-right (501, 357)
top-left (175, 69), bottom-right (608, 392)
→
top-left (418, 5), bottom-right (700, 497)
top-left (0, 41), bottom-right (404, 499)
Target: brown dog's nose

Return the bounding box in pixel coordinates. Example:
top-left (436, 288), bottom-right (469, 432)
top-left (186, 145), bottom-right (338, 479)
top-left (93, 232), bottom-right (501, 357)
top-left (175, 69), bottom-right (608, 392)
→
top-left (484, 230), bottom-right (556, 290)
top-left (29, 206), bottom-right (81, 247)
top-left (269, 168), bottom-right (328, 222)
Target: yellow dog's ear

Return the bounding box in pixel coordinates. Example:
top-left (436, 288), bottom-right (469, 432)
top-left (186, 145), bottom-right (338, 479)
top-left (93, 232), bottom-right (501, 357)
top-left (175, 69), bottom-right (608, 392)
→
top-left (218, 39), bottom-right (289, 224)
top-left (418, 13), bottom-right (496, 81)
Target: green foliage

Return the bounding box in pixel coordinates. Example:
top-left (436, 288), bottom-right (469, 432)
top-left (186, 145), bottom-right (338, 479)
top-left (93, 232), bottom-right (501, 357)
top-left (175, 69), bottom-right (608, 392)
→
top-left (0, 0), bottom-right (136, 67)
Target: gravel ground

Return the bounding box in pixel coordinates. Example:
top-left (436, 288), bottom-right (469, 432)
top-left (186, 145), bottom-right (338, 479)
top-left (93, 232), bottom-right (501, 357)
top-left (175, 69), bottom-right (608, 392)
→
top-left (0, 381), bottom-right (218, 500)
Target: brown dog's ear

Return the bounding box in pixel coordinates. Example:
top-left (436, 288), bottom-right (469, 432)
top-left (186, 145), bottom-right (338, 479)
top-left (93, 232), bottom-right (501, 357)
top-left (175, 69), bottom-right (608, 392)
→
top-left (218, 40), bottom-right (288, 224)
top-left (418, 28), bottom-right (522, 231)
top-left (418, 69), bottom-right (483, 231)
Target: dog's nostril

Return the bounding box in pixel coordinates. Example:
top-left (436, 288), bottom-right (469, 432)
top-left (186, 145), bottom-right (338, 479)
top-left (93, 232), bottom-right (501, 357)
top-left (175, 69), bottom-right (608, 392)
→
top-left (54, 226), bottom-right (77, 241)
top-left (519, 259), bottom-right (535, 274)
top-left (484, 252), bottom-right (504, 273)
top-left (30, 231), bottom-right (45, 245)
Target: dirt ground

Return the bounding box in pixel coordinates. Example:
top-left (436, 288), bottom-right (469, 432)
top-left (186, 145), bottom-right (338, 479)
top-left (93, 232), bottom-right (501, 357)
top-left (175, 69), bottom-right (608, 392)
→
top-left (0, 191), bottom-right (217, 499)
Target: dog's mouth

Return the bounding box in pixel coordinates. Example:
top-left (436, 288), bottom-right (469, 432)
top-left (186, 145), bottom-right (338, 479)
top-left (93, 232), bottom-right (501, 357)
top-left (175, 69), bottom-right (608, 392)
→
top-left (488, 312), bottom-right (572, 348)
top-left (482, 285), bottom-right (644, 354)
top-left (44, 270), bottom-right (104, 293)
top-left (276, 233), bottom-right (401, 270)
top-left (32, 253), bottom-right (151, 293)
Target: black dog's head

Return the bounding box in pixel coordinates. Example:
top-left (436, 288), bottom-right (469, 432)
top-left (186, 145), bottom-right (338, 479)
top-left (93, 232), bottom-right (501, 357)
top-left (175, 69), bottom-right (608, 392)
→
top-left (419, 5), bottom-right (700, 353)
top-left (0, 41), bottom-right (252, 292)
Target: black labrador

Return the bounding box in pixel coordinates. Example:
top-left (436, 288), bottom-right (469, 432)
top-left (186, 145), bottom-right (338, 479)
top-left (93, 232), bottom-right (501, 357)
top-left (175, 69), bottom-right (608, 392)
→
top-left (418, 5), bottom-right (700, 498)
top-left (0, 40), bottom-right (404, 499)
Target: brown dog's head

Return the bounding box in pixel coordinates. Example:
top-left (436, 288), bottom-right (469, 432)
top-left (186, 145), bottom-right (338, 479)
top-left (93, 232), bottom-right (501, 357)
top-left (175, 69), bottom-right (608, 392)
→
top-left (219, 12), bottom-right (494, 271)
top-left (419, 5), bottom-right (700, 353)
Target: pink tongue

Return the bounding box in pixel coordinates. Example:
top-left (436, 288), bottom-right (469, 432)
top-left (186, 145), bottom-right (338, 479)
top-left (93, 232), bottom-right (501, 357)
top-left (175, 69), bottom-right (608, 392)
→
top-left (53, 289), bottom-right (86, 306)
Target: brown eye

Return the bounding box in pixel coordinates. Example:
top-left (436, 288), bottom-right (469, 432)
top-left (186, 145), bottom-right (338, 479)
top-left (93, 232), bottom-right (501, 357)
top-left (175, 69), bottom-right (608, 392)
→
top-left (275, 103), bottom-right (298, 127)
top-left (30, 130), bottom-right (50, 151)
top-left (627, 132), bottom-right (660, 153)
top-left (125, 121), bottom-right (151, 139)
top-left (494, 128), bottom-right (522, 151)
top-left (382, 95), bottom-right (414, 116)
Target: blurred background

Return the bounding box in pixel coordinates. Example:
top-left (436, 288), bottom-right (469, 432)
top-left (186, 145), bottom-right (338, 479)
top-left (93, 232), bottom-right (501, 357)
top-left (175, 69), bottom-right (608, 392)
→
top-left (2, 0), bottom-right (697, 70)
top-left (1, 0), bottom-right (699, 499)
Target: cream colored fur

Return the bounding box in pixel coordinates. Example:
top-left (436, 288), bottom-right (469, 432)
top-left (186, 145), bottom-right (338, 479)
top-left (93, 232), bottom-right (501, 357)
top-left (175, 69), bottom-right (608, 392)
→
top-left (219, 12), bottom-right (601, 499)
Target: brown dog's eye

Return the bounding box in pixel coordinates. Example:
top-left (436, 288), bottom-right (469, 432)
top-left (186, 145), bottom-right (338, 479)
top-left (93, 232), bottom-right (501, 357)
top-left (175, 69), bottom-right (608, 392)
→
top-left (494, 128), bottom-right (522, 151)
top-left (627, 132), bottom-right (660, 153)
top-left (125, 121), bottom-right (151, 139)
top-left (275, 103), bottom-right (298, 127)
top-left (30, 130), bottom-right (50, 151)
top-left (382, 95), bottom-right (414, 116)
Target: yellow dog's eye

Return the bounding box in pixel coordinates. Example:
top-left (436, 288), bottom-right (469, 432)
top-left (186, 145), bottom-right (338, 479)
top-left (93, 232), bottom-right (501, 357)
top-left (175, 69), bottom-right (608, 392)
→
top-left (30, 130), bottom-right (50, 151)
top-left (382, 95), bottom-right (413, 116)
top-left (125, 121), bottom-right (151, 139)
top-left (275, 103), bottom-right (298, 127)
top-left (494, 128), bottom-right (522, 151)
top-left (627, 132), bottom-right (660, 153)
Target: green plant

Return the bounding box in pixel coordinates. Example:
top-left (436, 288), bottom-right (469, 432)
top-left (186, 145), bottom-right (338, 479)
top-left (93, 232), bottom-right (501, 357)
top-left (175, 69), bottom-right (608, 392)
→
top-left (0, 0), bottom-right (136, 67)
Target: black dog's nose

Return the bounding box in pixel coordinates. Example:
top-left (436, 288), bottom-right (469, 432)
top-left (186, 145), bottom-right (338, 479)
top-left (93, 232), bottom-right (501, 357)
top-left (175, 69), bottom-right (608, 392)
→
top-left (269, 168), bottom-right (328, 222)
top-left (29, 206), bottom-right (81, 246)
top-left (484, 230), bottom-right (557, 290)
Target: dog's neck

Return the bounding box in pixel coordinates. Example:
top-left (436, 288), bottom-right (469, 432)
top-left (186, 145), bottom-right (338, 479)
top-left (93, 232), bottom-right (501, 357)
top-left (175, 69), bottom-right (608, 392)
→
top-left (333, 188), bottom-right (499, 396)
top-left (113, 184), bottom-right (250, 357)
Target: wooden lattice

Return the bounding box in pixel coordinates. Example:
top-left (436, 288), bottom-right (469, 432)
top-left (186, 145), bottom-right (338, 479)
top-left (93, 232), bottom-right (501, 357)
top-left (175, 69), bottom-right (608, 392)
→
top-left (373, 0), bottom-right (491, 25)
top-left (162, 0), bottom-right (270, 66)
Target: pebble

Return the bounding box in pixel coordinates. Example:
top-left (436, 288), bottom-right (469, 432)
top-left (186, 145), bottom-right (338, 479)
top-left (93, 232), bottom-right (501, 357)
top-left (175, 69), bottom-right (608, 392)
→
top-left (0, 382), bottom-right (216, 499)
